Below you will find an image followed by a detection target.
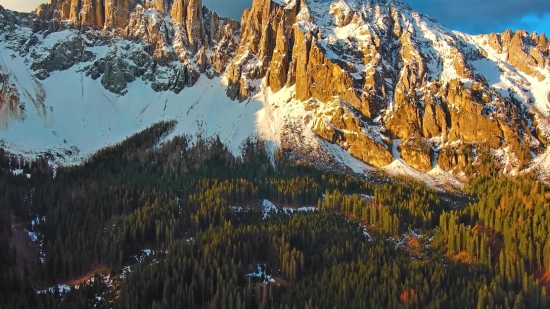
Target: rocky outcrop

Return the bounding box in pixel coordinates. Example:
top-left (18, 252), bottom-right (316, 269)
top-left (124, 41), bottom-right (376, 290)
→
top-left (399, 137), bottom-right (432, 172)
top-left (31, 0), bottom-right (239, 95)
top-left (438, 143), bottom-right (475, 172)
top-left (44, 0), bottom-right (207, 49)
top-left (486, 29), bottom-right (547, 81)
top-left (226, 0), bottom-right (384, 117)
top-left (221, 0), bottom-right (547, 174)
top-left (30, 36), bottom-right (96, 79)
top-left (507, 31), bottom-right (545, 81)
top-left (422, 97), bottom-right (448, 138)
top-left (386, 102), bottom-right (423, 139)
top-left (7, 0), bottom-right (549, 177)
top-left (444, 80), bottom-right (504, 148)
top-left (0, 73), bottom-right (25, 130)
top-left (44, 0), bottom-right (138, 28)
top-left (205, 10), bottom-right (241, 75)
top-left (225, 0), bottom-right (299, 100)
top-left (312, 100), bottom-right (393, 167)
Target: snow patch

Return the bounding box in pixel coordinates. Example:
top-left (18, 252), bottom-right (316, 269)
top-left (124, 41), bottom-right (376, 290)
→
top-left (283, 206), bottom-right (317, 213)
top-left (382, 159), bottom-right (463, 190)
top-left (247, 264), bottom-right (275, 283)
top-left (262, 199), bottom-right (277, 219)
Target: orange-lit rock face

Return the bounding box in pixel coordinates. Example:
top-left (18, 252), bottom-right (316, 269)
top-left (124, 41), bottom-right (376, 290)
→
top-left (18, 0), bottom-right (550, 175)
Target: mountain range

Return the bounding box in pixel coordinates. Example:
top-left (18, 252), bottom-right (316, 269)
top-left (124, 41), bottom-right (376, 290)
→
top-left (2, 0), bottom-right (550, 188)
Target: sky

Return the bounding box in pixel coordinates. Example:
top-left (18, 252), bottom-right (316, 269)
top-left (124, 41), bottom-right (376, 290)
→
top-left (2, 0), bottom-right (550, 35)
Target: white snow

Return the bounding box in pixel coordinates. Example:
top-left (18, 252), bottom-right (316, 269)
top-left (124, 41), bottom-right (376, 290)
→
top-left (31, 216), bottom-right (46, 229)
top-left (247, 264), bottom-right (275, 283)
top-left (263, 199), bottom-right (318, 218)
top-left (427, 166), bottom-right (465, 190)
top-left (321, 140), bottom-right (375, 174)
top-left (232, 206), bottom-right (244, 212)
top-left (262, 199), bottom-right (277, 219)
top-left (283, 206), bottom-right (317, 213)
top-left (382, 159), bottom-right (463, 190)
top-left (37, 285), bottom-right (71, 294)
top-left (133, 249), bottom-right (154, 262)
top-left (11, 169), bottom-right (23, 176)
top-left (27, 231), bottom-right (38, 242)
top-left (0, 43), bottom-right (278, 165)
top-left (527, 150), bottom-right (550, 180)
top-left (359, 194), bottom-right (375, 202)
top-left (25, 224), bottom-right (45, 263)
top-left (358, 223), bottom-right (372, 241)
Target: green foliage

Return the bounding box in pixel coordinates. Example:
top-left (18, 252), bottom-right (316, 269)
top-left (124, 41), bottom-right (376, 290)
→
top-left (0, 121), bottom-right (548, 309)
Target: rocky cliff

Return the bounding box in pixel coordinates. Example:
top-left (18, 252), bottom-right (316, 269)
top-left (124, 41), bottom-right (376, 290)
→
top-left (223, 0), bottom-right (548, 174)
top-left (1, 0), bottom-right (550, 182)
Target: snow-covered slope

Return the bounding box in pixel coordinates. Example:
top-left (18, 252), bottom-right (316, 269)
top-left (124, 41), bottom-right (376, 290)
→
top-left (0, 25), bottom-right (367, 175)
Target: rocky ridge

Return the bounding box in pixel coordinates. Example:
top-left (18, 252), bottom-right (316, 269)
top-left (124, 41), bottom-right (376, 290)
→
top-left (225, 0), bottom-right (550, 175)
top-left (1, 0), bottom-right (550, 183)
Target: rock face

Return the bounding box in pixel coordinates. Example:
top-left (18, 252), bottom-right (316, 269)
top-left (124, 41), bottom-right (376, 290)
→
top-left (30, 36), bottom-right (96, 80)
top-left (30, 0), bottom-right (240, 95)
top-left (0, 73), bottom-right (25, 130)
top-left (0, 60), bottom-right (48, 131)
top-left (398, 137), bottom-right (432, 172)
top-left (222, 0), bottom-right (548, 174)
top-left (42, 0), bottom-right (209, 54)
top-left (312, 99), bottom-right (394, 167)
top-left (2, 0), bottom-right (550, 177)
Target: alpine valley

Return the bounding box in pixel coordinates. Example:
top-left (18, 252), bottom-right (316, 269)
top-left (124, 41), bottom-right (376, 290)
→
top-left (2, 0), bottom-right (550, 187)
top-left (4, 1), bottom-right (550, 309)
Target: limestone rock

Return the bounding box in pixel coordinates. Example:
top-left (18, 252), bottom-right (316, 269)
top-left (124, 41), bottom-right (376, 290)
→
top-left (0, 73), bottom-right (25, 130)
top-left (444, 80), bottom-right (504, 148)
top-left (487, 33), bottom-right (502, 52)
top-left (506, 30), bottom-right (546, 81)
top-left (30, 36), bottom-right (95, 78)
top-left (312, 100), bottom-right (393, 167)
top-left (348, 134), bottom-right (394, 168)
top-left (399, 137), bottom-right (433, 172)
top-left (205, 11), bottom-right (240, 75)
top-left (267, 2), bottom-right (299, 92)
top-left (386, 103), bottom-right (422, 139)
top-left (7, 0), bottom-right (548, 176)
top-left (538, 33), bottom-right (548, 56)
top-left (422, 99), bottom-right (448, 138)
top-left (226, 0), bottom-right (293, 99)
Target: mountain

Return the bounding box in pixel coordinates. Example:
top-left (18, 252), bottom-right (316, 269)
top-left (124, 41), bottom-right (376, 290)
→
top-left (1, 0), bottom-right (550, 186)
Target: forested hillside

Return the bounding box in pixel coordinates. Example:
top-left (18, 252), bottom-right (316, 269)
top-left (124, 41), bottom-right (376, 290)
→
top-left (1, 121), bottom-right (549, 309)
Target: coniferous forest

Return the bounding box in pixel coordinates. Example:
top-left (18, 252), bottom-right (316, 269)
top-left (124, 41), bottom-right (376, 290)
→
top-left (1, 120), bottom-right (550, 309)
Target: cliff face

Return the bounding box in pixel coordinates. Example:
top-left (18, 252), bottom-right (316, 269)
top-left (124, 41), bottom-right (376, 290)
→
top-left (3, 0), bottom-right (550, 179)
top-left (42, 0), bottom-right (208, 51)
top-left (222, 0), bottom-right (547, 173)
top-left (31, 0), bottom-right (240, 96)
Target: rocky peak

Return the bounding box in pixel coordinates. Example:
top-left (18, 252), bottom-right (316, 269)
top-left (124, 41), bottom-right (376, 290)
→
top-left (214, 0), bottom-right (550, 172)
top-left (2, 0), bottom-right (550, 180)
top-left (538, 33), bottom-right (549, 56)
top-left (43, 0), bottom-right (206, 38)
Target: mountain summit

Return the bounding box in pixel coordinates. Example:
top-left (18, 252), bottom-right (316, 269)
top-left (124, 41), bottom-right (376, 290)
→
top-left (1, 0), bottom-right (550, 185)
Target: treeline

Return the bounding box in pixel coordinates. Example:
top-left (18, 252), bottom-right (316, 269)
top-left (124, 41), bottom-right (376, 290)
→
top-left (0, 120), bottom-right (548, 309)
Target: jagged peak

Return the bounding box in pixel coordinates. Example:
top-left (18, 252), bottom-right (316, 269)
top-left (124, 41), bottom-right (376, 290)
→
top-left (1, 0), bottom-right (549, 180)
